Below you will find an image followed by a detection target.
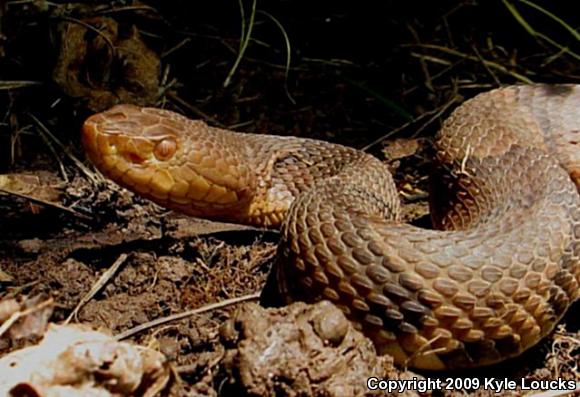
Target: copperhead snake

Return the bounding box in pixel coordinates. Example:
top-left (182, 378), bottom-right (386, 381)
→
top-left (82, 84), bottom-right (580, 370)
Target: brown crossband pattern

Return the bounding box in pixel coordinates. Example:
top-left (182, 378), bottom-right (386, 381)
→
top-left (82, 85), bottom-right (580, 370)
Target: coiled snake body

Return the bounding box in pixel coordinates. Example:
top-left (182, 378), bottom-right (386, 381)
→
top-left (83, 85), bottom-right (580, 370)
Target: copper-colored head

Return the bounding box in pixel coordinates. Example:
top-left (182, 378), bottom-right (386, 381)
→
top-left (82, 105), bottom-right (253, 217)
top-left (84, 104), bottom-right (178, 161)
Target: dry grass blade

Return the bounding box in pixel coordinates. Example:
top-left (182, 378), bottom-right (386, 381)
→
top-left (161, 37), bottom-right (191, 58)
top-left (257, 10), bottom-right (296, 104)
top-left (65, 254), bottom-right (129, 324)
top-left (361, 113), bottom-right (429, 152)
top-left (115, 292), bottom-right (260, 341)
top-left (0, 299), bottom-right (53, 339)
top-left (0, 268), bottom-right (14, 282)
top-left (95, 4), bottom-right (160, 16)
top-left (502, 0), bottom-right (580, 62)
top-left (32, 122), bottom-right (69, 182)
top-left (472, 45), bottom-right (501, 85)
top-left (0, 81), bottom-right (42, 90)
top-left (502, 0), bottom-right (536, 37)
top-left (10, 125), bottom-right (34, 166)
top-left (411, 92), bottom-right (460, 137)
top-left (361, 90), bottom-right (460, 152)
top-left (224, 0), bottom-right (257, 87)
top-left (516, 0), bottom-right (580, 40)
top-left (0, 187), bottom-right (91, 220)
top-left (237, 0), bottom-right (246, 50)
top-left (28, 113), bottom-right (101, 184)
top-left (408, 44), bottom-right (534, 83)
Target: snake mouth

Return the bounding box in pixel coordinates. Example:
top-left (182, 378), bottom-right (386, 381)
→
top-left (82, 120), bottom-right (154, 203)
top-left (123, 151), bottom-right (148, 165)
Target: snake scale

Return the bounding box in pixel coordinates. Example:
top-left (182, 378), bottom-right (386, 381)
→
top-left (82, 85), bottom-right (580, 370)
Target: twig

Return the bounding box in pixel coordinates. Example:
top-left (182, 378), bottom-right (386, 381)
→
top-left (28, 113), bottom-right (101, 184)
top-left (95, 5), bottom-right (160, 16)
top-left (472, 45), bottom-right (501, 86)
top-left (412, 90), bottom-right (460, 138)
top-left (115, 292), bottom-right (261, 341)
top-left (408, 24), bottom-right (434, 92)
top-left (403, 333), bottom-right (446, 368)
top-left (360, 112), bottom-right (430, 152)
top-left (0, 81), bottom-right (42, 90)
top-left (407, 43), bottom-right (534, 84)
top-left (409, 52), bottom-right (453, 66)
top-left (10, 125), bottom-right (33, 166)
top-left (360, 92), bottom-right (459, 152)
top-left (6, 0), bottom-right (58, 8)
top-left (403, 57), bottom-right (463, 96)
top-left (65, 254), bottom-right (129, 324)
top-left (0, 187), bottom-right (91, 220)
top-left (32, 123), bottom-right (69, 182)
top-left (0, 298), bottom-right (54, 339)
top-left (227, 119), bottom-right (255, 130)
top-left (3, 280), bottom-right (39, 299)
top-left (177, 346), bottom-right (225, 375)
top-left (161, 38), bottom-right (191, 58)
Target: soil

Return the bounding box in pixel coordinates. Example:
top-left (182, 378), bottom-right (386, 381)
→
top-left (0, 1), bottom-right (578, 396)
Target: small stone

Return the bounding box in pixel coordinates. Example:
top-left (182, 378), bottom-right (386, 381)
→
top-left (313, 305), bottom-right (350, 346)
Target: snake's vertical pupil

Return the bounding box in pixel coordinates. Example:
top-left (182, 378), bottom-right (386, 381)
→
top-left (154, 138), bottom-right (177, 161)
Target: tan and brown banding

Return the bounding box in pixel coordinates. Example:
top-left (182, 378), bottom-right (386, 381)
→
top-left (82, 85), bottom-right (580, 370)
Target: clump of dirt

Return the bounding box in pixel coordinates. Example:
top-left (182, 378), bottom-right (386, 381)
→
top-left (0, 324), bottom-right (171, 396)
top-left (52, 15), bottom-right (161, 111)
top-left (219, 301), bottom-right (416, 397)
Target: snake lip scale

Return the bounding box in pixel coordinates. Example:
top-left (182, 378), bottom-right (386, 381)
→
top-left (82, 84), bottom-right (580, 370)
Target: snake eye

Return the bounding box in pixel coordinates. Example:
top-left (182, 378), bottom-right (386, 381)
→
top-left (154, 138), bottom-right (177, 161)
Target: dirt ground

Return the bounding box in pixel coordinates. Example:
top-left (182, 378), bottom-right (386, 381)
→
top-left (0, 1), bottom-right (579, 396)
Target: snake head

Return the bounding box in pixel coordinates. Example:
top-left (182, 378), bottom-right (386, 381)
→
top-left (82, 104), bottom-right (254, 217)
top-left (83, 104), bottom-right (177, 162)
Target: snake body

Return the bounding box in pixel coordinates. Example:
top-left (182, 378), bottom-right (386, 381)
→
top-left (82, 85), bottom-right (580, 370)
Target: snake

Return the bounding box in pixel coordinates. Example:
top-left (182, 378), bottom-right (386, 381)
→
top-left (82, 84), bottom-right (580, 370)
